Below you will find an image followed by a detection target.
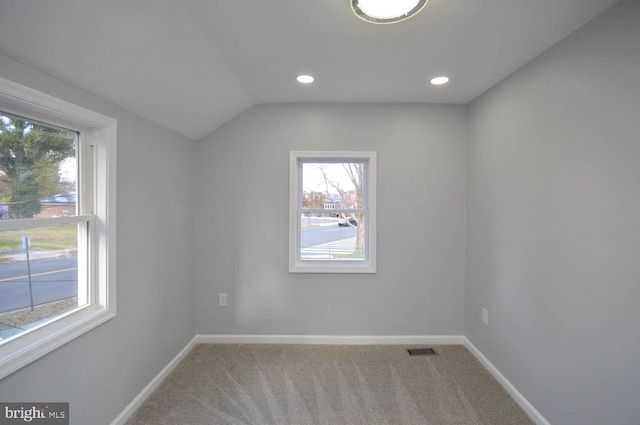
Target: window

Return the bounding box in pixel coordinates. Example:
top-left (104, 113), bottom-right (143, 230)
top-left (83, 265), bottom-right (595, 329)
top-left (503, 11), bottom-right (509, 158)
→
top-left (289, 151), bottom-right (376, 273)
top-left (0, 77), bottom-right (116, 379)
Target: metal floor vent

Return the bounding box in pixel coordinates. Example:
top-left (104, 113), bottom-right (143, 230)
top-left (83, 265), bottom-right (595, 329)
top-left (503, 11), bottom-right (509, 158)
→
top-left (408, 348), bottom-right (437, 356)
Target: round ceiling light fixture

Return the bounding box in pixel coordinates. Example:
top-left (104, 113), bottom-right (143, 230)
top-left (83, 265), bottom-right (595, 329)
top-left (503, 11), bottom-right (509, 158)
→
top-left (430, 76), bottom-right (450, 85)
top-left (297, 75), bottom-right (315, 84)
top-left (351, 0), bottom-right (429, 24)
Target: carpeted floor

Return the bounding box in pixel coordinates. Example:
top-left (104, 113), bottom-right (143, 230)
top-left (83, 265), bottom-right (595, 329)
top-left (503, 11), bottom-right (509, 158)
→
top-left (126, 344), bottom-right (535, 425)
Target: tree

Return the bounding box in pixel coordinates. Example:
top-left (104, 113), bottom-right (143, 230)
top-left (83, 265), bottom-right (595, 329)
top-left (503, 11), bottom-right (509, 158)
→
top-left (0, 115), bottom-right (76, 218)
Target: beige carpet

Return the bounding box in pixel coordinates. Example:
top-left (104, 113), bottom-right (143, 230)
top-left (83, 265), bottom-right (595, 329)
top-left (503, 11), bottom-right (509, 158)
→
top-left (126, 344), bottom-right (534, 425)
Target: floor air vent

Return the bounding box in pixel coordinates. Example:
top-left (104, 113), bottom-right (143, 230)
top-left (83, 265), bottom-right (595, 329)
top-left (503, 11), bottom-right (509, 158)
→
top-left (408, 348), bottom-right (437, 356)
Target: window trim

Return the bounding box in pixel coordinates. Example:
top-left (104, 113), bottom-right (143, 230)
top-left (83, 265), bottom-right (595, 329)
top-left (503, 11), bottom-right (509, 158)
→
top-left (289, 151), bottom-right (377, 273)
top-left (0, 77), bottom-right (116, 379)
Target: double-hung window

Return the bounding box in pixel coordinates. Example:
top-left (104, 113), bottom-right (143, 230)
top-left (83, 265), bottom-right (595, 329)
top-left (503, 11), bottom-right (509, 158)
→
top-left (289, 151), bottom-right (376, 273)
top-left (0, 77), bottom-right (116, 379)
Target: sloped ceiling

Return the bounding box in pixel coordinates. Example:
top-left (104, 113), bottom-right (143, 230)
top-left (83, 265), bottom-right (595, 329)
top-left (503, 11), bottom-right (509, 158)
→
top-left (0, 0), bottom-right (619, 140)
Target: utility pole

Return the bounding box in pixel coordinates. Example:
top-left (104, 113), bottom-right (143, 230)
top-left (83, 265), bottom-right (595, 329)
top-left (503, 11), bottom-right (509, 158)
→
top-left (23, 236), bottom-right (34, 311)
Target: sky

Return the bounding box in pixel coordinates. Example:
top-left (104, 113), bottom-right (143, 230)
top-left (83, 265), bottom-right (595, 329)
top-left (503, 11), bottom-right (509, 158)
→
top-left (60, 157), bottom-right (76, 184)
top-left (302, 163), bottom-right (357, 193)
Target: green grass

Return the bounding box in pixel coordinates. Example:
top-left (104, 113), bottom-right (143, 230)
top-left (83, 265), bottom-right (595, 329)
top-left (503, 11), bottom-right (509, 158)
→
top-left (0, 225), bottom-right (78, 251)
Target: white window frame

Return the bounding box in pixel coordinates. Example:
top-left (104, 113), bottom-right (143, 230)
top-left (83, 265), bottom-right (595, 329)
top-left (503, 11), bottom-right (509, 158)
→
top-left (0, 77), bottom-right (116, 379)
top-left (289, 151), bottom-right (377, 273)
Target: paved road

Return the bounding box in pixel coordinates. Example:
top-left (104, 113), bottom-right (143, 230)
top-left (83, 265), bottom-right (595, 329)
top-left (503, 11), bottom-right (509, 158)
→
top-left (0, 257), bottom-right (78, 313)
top-left (301, 222), bottom-right (357, 248)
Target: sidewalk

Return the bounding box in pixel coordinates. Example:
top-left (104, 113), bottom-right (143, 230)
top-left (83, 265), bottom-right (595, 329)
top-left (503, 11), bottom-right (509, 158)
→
top-left (301, 236), bottom-right (357, 259)
top-left (0, 249), bottom-right (76, 263)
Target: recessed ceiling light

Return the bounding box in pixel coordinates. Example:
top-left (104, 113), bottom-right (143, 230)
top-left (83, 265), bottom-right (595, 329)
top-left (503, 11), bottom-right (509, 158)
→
top-left (430, 76), bottom-right (449, 85)
top-left (351, 0), bottom-right (429, 24)
top-left (297, 75), bottom-right (315, 84)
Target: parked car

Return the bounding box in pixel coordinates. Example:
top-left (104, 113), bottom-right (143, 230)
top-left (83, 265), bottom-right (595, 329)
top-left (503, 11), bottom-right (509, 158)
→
top-left (338, 217), bottom-right (358, 227)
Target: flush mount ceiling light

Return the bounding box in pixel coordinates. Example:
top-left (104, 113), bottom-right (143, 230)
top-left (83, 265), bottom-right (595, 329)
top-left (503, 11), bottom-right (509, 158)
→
top-left (430, 76), bottom-right (450, 85)
top-left (351, 0), bottom-right (429, 24)
top-left (297, 75), bottom-right (315, 84)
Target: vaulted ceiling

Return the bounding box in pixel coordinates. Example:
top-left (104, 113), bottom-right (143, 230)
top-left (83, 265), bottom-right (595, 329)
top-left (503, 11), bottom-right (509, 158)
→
top-left (0, 0), bottom-right (620, 140)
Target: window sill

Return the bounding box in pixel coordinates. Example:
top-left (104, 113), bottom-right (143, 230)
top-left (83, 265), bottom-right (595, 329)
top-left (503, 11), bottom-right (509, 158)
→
top-left (0, 304), bottom-right (115, 380)
top-left (289, 260), bottom-right (376, 274)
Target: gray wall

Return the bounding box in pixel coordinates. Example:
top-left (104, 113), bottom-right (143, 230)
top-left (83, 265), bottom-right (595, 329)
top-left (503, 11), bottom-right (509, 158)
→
top-left (466, 1), bottom-right (640, 424)
top-left (3, 1), bottom-right (639, 423)
top-left (0, 54), bottom-right (197, 424)
top-left (196, 104), bottom-right (467, 336)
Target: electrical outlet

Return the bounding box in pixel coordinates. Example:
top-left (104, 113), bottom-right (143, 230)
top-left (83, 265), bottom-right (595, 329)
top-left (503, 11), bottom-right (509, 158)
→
top-left (482, 308), bottom-right (489, 326)
top-left (219, 293), bottom-right (228, 307)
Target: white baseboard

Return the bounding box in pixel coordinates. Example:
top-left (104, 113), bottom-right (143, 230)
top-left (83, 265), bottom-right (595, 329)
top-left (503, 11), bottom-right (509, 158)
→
top-left (110, 336), bottom-right (198, 425)
top-left (463, 337), bottom-right (551, 425)
top-left (111, 334), bottom-right (548, 425)
top-left (194, 334), bottom-right (465, 345)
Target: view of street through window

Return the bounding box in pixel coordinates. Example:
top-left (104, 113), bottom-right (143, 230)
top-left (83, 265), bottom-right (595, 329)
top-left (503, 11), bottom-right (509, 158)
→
top-left (300, 214), bottom-right (359, 259)
top-left (0, 113), bottom-right (80, 342)
top-left (299, 161), bottom-right (366, 261)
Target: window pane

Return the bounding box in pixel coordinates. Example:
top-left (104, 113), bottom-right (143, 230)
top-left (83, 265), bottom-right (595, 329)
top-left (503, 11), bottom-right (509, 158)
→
top-left (0, 224), bottom-right (84, 344)
top-left (300, 212), bottom-right (366, 261)
top-left (301, 162), bottom-right (365, 210)
top-left (0, 112), bottom-right (77, 220)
